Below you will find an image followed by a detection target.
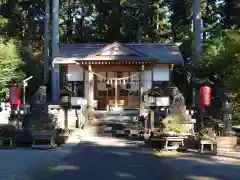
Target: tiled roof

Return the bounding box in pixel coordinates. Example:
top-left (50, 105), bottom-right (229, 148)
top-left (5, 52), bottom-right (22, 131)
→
top-left (54, 42), bottom-right (184, 65)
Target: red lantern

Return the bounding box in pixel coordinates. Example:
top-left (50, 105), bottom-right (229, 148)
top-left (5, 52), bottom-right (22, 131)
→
top-left (9, 86), bottom-right (21, 109)
top-left (200, 86), bottom-right (211, 107)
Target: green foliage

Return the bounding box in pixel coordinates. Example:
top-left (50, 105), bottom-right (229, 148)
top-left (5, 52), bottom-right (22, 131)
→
top-left (1, 0), bottom-right (240, 111)
top-left (199, 29), bottom-right (240, 91)
top-left (0, 38), bottom-right (25, 101)
top-left (198, 128), bottom-right (216, 141)
top-left (161, 114), bottom-right (187, 134)
top-left (0, 124), bottom-right (17, 137)
top-left (199, 29), bottom-right (240, 125)
top-left (0, 17), bottom-right (8, 28)
top-left (222, 0), bottom-right (240, 28)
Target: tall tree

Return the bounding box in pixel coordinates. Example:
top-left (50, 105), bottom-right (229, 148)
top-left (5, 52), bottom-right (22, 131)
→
top-left (165, 0), bottom-right (192, 61)
top-left (143, 0), bottom-right (171, 42)
top-left (120, 0), bottom-right (170, 43)
top-left (201, 0), bottom-right (220, 40)
top-left (223, 0), bottom-right (240, 28)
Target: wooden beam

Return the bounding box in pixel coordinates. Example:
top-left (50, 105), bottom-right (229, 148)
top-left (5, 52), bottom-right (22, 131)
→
top-left (90, 64), bottom-right (149, 72)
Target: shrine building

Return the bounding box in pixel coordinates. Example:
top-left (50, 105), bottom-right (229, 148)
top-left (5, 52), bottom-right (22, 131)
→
top-left (53, 42), bottom-right (183, 110)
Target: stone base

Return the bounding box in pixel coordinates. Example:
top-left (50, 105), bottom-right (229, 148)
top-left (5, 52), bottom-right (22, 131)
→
top-left (32, 144), bottom-right (57, 149)
top-left (32, 138), bottom-right (57, 149)
top-left (0, 137), bottom-right (15, 149)
top-left (216, 136), bottom-right (238, 152)
top-left (216, 148), bottom-right (236, 153)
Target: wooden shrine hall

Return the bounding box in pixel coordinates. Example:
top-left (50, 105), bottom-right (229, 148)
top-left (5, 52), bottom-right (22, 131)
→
top-left (53, 42), bottom-right (183, 110)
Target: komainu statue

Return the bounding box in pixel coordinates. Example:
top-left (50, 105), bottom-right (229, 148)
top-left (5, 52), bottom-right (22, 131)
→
top-left (170, 87), bottom-right (187, 118)
top-left (172, 87), bottom-right (185, 106)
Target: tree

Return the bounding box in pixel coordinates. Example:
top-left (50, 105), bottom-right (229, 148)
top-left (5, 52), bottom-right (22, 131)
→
top-left (199, 29), bottom-right (240, 124)
top-left (222, 0), bottom-right (240, 28)
top-left (201, 0), bottom-right (220, 40)
top-left (199, 29), bottom-right (240, 91)
top-left (0, 38), bottom-right (25, 101)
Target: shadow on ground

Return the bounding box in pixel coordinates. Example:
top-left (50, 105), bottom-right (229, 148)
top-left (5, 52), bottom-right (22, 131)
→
top-left (32, 136), bottom-right (180, 180)
top-left (31, 122), bottom-right (240, 180)
top-left (158, 152), bottom-right (240, 180)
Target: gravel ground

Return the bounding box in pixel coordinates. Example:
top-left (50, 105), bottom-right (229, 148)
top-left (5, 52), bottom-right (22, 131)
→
top-left (8, 122), bottom-right (238, 180)
top-left (0, 129), bottom-right (84, 180)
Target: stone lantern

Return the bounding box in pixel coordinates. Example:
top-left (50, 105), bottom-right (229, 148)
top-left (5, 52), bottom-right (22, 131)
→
top-left (221, 92), bottom-right (235, 135)
top-left (147, 91), bottom-right (159, 132)
top-left (60, 88), bottom-right (73, 133)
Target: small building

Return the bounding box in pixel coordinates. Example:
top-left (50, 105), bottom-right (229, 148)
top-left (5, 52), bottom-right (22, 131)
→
top-left (53, 42), bottom-right (183, 110)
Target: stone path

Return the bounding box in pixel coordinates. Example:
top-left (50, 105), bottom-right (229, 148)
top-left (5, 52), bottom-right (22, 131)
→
top-left (33, 126), bottom-right (181, 180)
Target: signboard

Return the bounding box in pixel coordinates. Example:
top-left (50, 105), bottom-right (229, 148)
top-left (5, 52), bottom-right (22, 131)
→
top-left (156, 97), bottom-right (170, 107)
top-left (71, 97), bottom-right (87, 106)
top-left (109, 100), bottom-right (124, 106)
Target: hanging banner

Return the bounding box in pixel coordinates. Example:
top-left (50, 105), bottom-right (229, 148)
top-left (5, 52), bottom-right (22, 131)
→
top-left (200, 86), bottom-right (211, 107)
top-left (9, 86), bottom-right (21, 108)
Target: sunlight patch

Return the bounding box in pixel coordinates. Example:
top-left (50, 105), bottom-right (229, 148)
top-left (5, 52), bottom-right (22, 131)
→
top-left (111, 151), bottom-right (132, 156)
top-left (114, 171), bottom-right (136, 179)
top-left (186, 175), bottom-right (221, 180)
top-left (49, 164), bottom-right (79, 171)
top-left (154, 151), bottom-right (180, 157)
top-left (176, 157), bottom-right (215, 164)
top-left (86, 137), bottom-right (136, 147)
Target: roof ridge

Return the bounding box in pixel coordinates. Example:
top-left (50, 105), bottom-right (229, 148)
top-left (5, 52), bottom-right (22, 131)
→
top-left (59, 43), bottom-right (179, 46)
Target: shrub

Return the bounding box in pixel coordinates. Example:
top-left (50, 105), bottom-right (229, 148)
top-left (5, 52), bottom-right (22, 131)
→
top-left (161, 114), bottom-right (186, 134)
top-left (0, 125), bottom-right (17, 137)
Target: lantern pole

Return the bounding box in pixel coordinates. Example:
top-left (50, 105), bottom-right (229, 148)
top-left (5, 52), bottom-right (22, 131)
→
top-left (22, 76), bottom-right (33, 105)
top-left (200, 102), bottom-right (205, 129)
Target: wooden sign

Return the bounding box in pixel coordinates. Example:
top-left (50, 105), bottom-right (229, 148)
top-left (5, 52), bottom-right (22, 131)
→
top-left (109, 100), bottom-right (125, 106)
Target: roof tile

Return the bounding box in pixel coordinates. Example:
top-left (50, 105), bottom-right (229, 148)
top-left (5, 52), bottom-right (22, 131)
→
top-left (55, 43), bottom-right (183, 64)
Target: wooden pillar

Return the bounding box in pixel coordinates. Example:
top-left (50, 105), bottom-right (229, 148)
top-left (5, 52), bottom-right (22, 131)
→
top-left (169, 64), bottom-right (174, 106)
top-left (150, 65), bottom-right (154, 131)
top-left (114, 77), bottom-right (118, 108)
top-left (84, 70), bottom-right (89, 100)
top-left (139, 64), bottom-right (144, 113)
top-left (88, 65), bottom-right (94, 103)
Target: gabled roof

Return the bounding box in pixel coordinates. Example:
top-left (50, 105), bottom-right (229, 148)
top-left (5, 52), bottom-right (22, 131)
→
top-left (53, 42), bottom-right (184, 65)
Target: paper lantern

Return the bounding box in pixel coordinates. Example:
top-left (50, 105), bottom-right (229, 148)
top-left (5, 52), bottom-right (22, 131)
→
top-left (200, 86), bottom-right (211, 107)
top-left (9, 86), bottom-right (21, 108)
